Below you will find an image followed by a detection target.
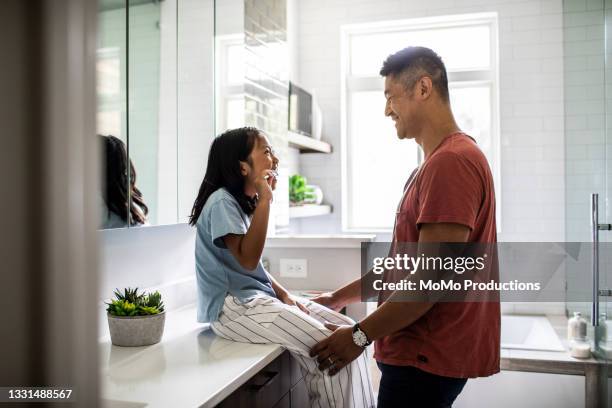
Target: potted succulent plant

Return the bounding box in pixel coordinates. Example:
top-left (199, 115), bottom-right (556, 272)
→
top-left (106, 288), bottom-right (166, 347)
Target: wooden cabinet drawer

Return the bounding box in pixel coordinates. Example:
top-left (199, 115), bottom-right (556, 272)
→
top-left (289, 352), bottom-right (305, 387)
top-left (217, 351), bottom-right (292, 408)
top-left (272, 391), bottom-right (291, 408)
top-left (290, 378), bottom-right (310, 408)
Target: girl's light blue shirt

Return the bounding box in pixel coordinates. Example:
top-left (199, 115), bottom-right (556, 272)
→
top-left (195, 188), bottom-right (276, 323)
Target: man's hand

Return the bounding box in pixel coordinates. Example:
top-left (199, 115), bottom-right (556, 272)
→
top-left (278, 291), bottom-right (310, 315)
top-left (310, 323), bottom-right (364, 376)
top-left (310, 291), bottom-right (344, 312)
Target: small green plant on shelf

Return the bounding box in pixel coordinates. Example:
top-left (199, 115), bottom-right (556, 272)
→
top-left (106, 287), bottom-right (165, 317)
top-left (289, 174), bottom-right (315, 205)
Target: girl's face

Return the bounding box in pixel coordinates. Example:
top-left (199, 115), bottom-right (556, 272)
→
top-left (240, 134), bottom-right (279, 192)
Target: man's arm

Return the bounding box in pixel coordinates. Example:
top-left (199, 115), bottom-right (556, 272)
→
top-left (358, 222), bottom-right (470, 341)
top-left (310, 272), bottom-right (366, 311)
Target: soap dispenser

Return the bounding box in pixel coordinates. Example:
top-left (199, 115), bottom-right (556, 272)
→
top-left (568, 311), bottom-right (587, 341)
top-left (568, 312), bottom-right (591, 359)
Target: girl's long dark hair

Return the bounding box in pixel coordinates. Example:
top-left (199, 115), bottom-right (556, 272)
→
top-left (101, 135), bottom-right (149, 226)
top-left (189, 127), bottom-right (261, 226)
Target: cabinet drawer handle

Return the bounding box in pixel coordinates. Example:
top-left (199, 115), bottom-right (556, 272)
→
top-left (247, 371), bottom-right (279, 393)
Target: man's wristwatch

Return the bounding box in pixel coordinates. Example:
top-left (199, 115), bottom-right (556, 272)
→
top-left (352, 323), bottom-right (372, 348)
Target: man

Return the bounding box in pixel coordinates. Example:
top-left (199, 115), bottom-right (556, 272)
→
top-left (310, 46), bottom-right (500, 407)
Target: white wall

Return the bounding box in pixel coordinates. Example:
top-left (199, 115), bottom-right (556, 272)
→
top-left (263, 243), bottom-right (369, 319)
top-left (291, 0), bottom-right (566, 243)
top-left (99, 224), bottom-right (197, 336)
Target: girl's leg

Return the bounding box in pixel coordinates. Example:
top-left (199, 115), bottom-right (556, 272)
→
top-left (211, 295), bottom-right (376, 408)
top-left (300, 299), bottom-right (376, 408)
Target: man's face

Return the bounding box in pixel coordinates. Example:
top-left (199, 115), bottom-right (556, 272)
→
top-left (384, 74), bottom-right (419, 140)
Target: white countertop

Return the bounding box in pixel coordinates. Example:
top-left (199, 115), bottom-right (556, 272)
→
top-left (99, 305), bottom-right (283, 408)
top-left (265, 234), bottom-right (376, 248)
top-left (99, 306), bottom-right (602, 407)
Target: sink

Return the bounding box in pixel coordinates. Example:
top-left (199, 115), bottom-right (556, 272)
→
top-left (501, 315), bottom-right (565, 352)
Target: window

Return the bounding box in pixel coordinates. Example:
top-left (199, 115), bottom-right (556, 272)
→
top-left (341, 13), bottom-right (500, 231)
top-left (215, 34), bottom-right (245, 133)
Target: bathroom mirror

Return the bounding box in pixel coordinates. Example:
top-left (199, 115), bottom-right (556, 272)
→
top-left (97, 0), bottom-right (130, 228)
top-left (127, 0), bottom-right (174, 227)
top-left (96, 0), bottom-right (215, 229)
top-left (177, 0), bottom-right (215, 224)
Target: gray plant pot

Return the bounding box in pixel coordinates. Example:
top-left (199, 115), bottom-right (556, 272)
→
top-left (107, 312), bottom-right (165, 347)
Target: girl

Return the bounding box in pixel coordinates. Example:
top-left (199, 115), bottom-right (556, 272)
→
top-left (100, 135), bottom-right (148, 229)
top-left (189, 127), bottom-right (375, 408)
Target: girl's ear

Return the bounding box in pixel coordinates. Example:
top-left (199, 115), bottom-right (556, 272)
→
top-left (239, 160), bottom-right (250, 177)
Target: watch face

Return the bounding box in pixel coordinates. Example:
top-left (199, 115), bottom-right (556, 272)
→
top-left (353, 330), bottom-right (367, 347)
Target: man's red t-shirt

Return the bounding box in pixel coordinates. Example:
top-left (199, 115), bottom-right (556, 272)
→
top-left (374, 132), bottom-right (500, 379)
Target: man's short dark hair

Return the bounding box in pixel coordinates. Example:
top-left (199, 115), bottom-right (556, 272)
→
top-left (380, 46), bottom-right (449, 102)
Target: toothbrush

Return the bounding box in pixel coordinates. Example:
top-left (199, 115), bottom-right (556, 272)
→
top-left (264, 170), bottom-right (279, 180)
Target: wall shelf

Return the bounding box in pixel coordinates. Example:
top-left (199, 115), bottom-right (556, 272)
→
top-left (287, 131), bottom-right (332, 153)
top-left (289, 204), bottom-right (332, 219)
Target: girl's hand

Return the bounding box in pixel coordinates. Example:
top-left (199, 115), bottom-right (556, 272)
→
top-left (279, 291), bottom-right (310, 315)
top-left (310, 291), bottom-right (344, 312)
top-left (255, 169), bottom-right (277, 203)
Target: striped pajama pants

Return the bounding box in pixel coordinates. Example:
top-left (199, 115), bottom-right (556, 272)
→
top-left (211, 295), bottom-right (376, 408)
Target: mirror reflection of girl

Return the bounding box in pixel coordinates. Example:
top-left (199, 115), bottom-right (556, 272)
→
top-left (100, 135), bottom-right (149, 229)
top-left (189, 127), bottom-right (374, 408)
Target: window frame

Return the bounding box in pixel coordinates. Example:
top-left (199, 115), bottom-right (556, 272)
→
top-left (340, 12), bottom-right (501, 233)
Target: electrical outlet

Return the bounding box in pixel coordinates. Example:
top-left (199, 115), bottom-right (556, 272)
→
top-left (279, 258), bottom-right (308, 278)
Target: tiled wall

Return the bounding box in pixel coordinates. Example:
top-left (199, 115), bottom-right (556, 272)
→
top-left (564, 0), bottom-right (608, 318)
top-left (564, 0), bottom-right (605, 243)
top-left (291, 0), bottom-right (567, 243)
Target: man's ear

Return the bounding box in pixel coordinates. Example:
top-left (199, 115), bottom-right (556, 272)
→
top-left (418, 76), bottom-right (433, 100)
top-left (239, 160), bottom-right (250, 176)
